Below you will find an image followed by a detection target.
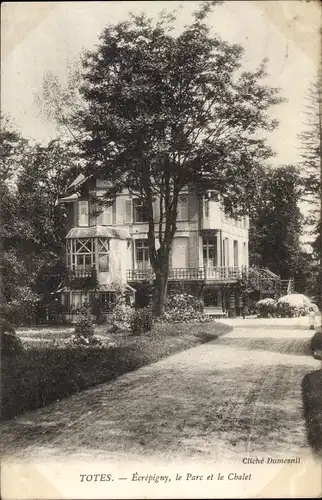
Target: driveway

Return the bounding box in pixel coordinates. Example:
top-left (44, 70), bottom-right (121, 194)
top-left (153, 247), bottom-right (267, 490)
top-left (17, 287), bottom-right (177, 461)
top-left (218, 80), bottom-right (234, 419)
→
top-left (1, 317), bottom-right (319, 464)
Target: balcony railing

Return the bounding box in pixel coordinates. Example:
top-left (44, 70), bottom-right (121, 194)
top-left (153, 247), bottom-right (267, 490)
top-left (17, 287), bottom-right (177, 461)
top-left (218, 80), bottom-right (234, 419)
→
top-left (127, 266), bottom-right (247, 283)
top-left (63, 268), bottom-right (98, 289)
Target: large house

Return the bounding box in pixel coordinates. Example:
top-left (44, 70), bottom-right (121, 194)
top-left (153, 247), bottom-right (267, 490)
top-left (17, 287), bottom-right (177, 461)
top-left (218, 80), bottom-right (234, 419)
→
top-left (58, 174), bottom-right (278, 319)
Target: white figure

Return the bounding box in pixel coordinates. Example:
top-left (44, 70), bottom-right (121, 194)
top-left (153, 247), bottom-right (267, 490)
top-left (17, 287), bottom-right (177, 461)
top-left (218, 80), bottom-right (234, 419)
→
top-left (308, 308), bottom-right (316, 330)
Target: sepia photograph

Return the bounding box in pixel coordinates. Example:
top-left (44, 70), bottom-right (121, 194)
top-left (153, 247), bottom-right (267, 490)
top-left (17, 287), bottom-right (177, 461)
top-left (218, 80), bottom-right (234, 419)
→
top-left (1, 1), bottom-right (321, 498)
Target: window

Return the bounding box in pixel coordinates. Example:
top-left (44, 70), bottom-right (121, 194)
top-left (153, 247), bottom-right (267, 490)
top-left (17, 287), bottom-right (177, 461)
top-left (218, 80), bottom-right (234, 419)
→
top-left (66, 237), bottom-right (109, 272)
top-left (97, 238), bottom-right (110, 271)
top-left (97, 203), bottom-right (114, 226)
top-left (233, 240), bottom-right (239, 267)
top-left (124, 199), bottom-right (132, 224)
top-left (133, 199), bottom-right (149, 223)
top-left (223, 237), bottom-right (229, 267)
top-left (203, 237), bottom-right (217, 267)
top-left (135, 239), bottom-right (150, 269)
top-left (177, 194), bottom-right (188, 220)
top-left (99, 292), bottom-right (116, 311)
top-left (243, 242), bottom-right (247, 266)
top-left (78, 201), bottom-right (89, 227)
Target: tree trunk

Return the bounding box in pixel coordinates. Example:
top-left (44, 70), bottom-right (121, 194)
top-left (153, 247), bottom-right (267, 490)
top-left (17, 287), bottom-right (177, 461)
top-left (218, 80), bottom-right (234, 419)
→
top-left (154, 273), bottom-right (168, 316)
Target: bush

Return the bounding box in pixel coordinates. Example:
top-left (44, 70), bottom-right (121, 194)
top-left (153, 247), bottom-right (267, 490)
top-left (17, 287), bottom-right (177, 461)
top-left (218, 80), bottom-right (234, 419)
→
top-left (161, 292), bottom-right (206, 323)
top-left (130, 307), bottom-right (154, 335)
top-left (109, 296), bottom-right (133, 332)
top-left (73, 306), bottom-right (96, 345)
top-left (256, 298), bottom-right (277, 318)
top-left (302, 370), bottom-right (322, 456)
top-left (276, 293), bottom-right (315, 318)
top-left (0, 318), bottom-right (24, 356)
top-left (1, 287), bottom-right (40, 326)
top-left (311, 330), bottom-right (322, 360)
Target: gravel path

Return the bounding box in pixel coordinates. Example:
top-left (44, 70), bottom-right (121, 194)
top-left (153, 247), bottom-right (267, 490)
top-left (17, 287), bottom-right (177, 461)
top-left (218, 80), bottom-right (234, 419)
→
top-left (1, 320), bottom-right (319, 463)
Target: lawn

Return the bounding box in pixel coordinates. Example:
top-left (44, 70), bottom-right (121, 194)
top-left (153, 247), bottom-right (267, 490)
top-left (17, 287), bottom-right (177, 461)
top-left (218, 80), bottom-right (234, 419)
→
top-left (1, 320), bottom-right (232, 421)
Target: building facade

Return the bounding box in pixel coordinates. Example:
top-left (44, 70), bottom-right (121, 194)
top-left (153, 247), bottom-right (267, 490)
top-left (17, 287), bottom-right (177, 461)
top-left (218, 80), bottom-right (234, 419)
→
top-left (59, 174), bottom-right (250, 318)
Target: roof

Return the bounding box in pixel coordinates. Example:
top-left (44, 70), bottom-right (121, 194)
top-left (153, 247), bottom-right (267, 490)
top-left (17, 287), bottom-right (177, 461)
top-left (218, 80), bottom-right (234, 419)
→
top-left (66, 226), bottom-right (131, 240)
top-left (57, 283), bottom-right (135, 293)
top-left (66, 173), bottom-right (88, 192)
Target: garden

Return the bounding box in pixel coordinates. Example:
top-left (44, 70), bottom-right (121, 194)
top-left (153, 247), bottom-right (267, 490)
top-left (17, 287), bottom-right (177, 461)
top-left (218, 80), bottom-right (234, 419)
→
top-left (1, 292), bottom-right (232, 421)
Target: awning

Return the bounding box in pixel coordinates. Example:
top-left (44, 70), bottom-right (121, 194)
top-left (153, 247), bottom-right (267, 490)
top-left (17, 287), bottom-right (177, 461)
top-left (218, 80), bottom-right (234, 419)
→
top-left (59, 193), bottom-right (80, 203)
top-left (66, 226), bottom-right (131, 240)
top-left (57, 283), bottom-right (135, 294)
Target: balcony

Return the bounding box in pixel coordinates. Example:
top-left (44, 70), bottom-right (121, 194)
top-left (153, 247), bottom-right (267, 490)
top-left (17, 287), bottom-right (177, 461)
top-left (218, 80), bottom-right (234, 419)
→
top-left (63, 268), bottom-right (98, 289)
top-left (127, 266), bottom-right (247, 283)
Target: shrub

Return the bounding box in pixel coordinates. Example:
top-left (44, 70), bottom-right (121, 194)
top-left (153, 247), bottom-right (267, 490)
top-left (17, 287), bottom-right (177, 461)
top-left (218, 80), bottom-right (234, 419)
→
top-left (276, 293), bottom-right (315, 318)
top-left (1, 287), bottom-right (40, 326)
top-left (130, 307), bottom-right (154, 335)
top-left (311, 329), bottom-right (322, 360)
top-left (0, 318), bottom-right (24, 356)
top-left (161, 292), bottom-right (206, 323)
top-left (256, 298), bottom-right (277, 318)
top-left (109, 295), bottom-right (133, 332)
top-left (73, 306), bottom-right (96, 345)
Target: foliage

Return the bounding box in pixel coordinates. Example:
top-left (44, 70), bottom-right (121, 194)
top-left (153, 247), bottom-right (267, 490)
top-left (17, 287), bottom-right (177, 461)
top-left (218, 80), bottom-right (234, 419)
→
top-left (249, 165), bottom-right (303, 279)
top-left (134, 282), bottom-right (153, 308)
top-left (130, 307), bottom-right (154, 335)
top-left (276, 293), bottom-right (315, 318)
top-left (310, 329), bottom-right (322, 360)
top-left (0, 319), bottom-right (24, 357)
top-left (73, 305), bottom-right (97, 344)
top-left (1, 286), bottom-right (41, 325)
top-left (0, 118), bottom-right (78, 322)
top-left (256, 298), bottom-right (277, 318)
top-left (109, 296), bottom-right (133, 332)
top-left (298, 74), bottom-right (321, 304)
top-left (39, 5), bottom-right (283, 315)
top-left (298, 76), bottom-right (321, 227)
top-left (160, 292), bottom-right (206, 323)
top-left (301, 369), bottom-right (322, 455)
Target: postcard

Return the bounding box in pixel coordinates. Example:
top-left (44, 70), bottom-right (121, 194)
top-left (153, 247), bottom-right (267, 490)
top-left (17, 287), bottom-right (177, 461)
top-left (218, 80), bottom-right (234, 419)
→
top-left (1, 1), bottom-right (321, 498)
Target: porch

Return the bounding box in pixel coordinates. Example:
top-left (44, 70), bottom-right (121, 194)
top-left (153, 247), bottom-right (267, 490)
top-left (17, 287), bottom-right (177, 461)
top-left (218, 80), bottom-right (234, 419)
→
top-left (126, 266), bottom-right (247, 283)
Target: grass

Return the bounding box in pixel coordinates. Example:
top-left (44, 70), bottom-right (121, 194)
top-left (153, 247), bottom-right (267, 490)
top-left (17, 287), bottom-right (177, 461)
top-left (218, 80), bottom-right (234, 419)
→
top-left (1, 320), bottom-right (231, 421)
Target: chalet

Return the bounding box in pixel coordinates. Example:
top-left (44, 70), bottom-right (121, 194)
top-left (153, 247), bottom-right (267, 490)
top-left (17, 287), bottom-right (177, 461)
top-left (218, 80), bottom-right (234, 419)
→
top-left (58, 174), bottom-right (288, 320)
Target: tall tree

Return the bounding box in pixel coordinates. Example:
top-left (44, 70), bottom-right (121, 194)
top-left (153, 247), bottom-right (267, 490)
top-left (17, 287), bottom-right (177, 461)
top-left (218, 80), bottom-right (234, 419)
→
top-left (299, 75), bottom-right (321, 247)
top-left (0, 121), bottom-right (77, 318)
top-left (298, 72), bottom-right (322, 303)
top-left (39, 6), bottom-right (283, 315)
top-left (249, 165), bottom-right (303, 280)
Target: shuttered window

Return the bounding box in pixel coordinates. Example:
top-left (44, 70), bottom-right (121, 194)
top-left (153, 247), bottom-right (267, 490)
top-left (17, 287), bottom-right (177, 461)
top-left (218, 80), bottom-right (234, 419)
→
top-left (124, 199), bottom-right (133, 223)
top-left (177, 194), bottom-right (188, 220)
top-left (233, 240), bottom-right (239, 267)
top-left (78, 201), bottom-right (89, 227)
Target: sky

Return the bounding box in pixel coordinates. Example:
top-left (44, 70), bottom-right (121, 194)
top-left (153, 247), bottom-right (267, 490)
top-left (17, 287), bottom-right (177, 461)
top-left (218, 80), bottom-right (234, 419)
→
top-left (1, 0), bottom-right (320, 170)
